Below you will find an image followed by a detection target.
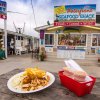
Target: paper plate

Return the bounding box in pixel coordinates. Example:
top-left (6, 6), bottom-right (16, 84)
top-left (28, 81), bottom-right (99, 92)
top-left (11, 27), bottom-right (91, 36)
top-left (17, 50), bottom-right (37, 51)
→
top-left (7, 72), bottom-right (55, 93)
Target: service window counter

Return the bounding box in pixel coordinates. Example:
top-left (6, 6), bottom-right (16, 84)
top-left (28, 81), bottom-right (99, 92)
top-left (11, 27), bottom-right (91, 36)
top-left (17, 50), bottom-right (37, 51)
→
top-left (57, 46), bottom-right (85, 59)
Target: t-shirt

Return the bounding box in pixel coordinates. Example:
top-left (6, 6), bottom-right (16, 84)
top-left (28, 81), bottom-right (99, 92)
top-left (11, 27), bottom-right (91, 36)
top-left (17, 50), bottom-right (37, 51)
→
top-left (10, 41), bottom-right (14, 49)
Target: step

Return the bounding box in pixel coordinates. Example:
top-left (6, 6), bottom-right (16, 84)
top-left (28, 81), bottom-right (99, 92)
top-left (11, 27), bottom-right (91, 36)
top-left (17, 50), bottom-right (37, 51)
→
top-left (46, 52), bottom-right (98, 57)
top-left (47, 53), bottom-right (98, 58)
top-left (46, 57), bottom-right (97, 62)
top-left (45, 59), bottom-right (97, 66)
top-left (46, 58), bottom-right (97, 62)
top-left (46, 55), bottom-right (98, 61)
top-left (46, 56), bottom-right (98, 64)
top-left (46, 52), bottom-right (98, 63)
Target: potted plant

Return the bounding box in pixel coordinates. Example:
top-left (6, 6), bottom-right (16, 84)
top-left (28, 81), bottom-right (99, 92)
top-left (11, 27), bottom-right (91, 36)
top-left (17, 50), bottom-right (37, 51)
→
top-left (39, 51), bottom-right (45, 61)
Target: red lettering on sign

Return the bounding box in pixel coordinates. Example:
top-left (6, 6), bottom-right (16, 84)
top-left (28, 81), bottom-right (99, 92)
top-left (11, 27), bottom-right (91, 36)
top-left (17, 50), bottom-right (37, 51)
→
top-left (67, 8), bottom-right (93, 15)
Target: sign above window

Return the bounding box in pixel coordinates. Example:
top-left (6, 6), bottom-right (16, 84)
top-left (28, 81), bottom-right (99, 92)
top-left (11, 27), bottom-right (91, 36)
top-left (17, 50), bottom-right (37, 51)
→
top-left (54, 4), bottom-right (96, 26)
top-left (0, 1), bottom-right (7, 19)
top-left (40, 30), bottom-right (44, 39)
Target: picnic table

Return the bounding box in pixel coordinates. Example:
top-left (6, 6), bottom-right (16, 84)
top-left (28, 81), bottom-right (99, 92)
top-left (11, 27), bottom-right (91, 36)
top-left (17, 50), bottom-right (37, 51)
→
top-left (0, 69), bottom-right (100, 100)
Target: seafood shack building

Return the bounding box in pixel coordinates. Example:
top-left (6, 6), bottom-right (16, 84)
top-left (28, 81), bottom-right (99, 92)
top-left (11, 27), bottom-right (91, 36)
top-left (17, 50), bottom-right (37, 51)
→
top-left (35, 12), bottom-right (100, 60)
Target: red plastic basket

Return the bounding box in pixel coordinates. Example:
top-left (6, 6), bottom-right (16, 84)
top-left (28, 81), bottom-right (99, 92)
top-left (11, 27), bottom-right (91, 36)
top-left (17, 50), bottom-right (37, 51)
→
top-left (59, 71), bottom-right (96, 97)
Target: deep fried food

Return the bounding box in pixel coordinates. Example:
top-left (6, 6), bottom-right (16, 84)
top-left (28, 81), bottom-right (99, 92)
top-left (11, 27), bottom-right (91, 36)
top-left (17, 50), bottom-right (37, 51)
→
top-left (24, 67), bottom-right (46, 79)
top-left (22, 76), bottom-right (31, 84)
top-left (20, 67), bottom-right (50, 91)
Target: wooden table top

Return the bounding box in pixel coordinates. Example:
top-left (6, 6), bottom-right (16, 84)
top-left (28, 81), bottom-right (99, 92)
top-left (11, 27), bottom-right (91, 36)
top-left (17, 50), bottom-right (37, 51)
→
top-left (0, 69), bottom-right (100, 100)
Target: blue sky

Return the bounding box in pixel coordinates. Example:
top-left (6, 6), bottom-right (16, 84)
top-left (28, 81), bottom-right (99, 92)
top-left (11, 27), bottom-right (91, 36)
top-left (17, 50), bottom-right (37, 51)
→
top-left (0, 0), bottom-right (100, 37)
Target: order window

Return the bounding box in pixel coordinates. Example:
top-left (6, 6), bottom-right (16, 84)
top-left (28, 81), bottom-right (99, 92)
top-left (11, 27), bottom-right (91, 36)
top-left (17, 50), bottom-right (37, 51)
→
top-left (58, 34), bottom-right (86, 46)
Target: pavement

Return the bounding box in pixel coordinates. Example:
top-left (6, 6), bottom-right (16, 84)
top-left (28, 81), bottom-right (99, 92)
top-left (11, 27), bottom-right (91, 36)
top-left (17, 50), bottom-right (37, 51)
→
top-left (0, 54), bottom-right (100, 100)
top-left (0, 54), bottom-right (100, 77)
top-left (0, 54), bottom-right (65, 75)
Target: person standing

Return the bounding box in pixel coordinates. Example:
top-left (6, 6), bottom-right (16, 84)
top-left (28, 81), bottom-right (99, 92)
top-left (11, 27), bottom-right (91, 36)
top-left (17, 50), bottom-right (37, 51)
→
top-left (10, 38), bottom-right (15, 55)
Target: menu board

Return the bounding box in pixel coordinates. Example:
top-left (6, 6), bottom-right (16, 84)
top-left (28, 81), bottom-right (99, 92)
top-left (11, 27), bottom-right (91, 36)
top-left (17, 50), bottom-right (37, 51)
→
top-left (57, 49), bottom-right (85, 59)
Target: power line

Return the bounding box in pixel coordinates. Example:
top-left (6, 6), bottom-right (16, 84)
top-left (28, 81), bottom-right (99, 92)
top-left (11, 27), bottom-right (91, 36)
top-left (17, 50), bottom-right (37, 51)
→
top-left (31, 0), bottom-right (37, 27)
top-left (7, 11), bottom-right (28, 15)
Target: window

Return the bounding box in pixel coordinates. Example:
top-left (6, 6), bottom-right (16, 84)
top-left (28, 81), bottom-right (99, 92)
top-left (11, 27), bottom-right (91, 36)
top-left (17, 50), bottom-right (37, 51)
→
top-left (16, 36), bottom-right (18, 40)
top-left (45, 34), bottom-right (54, 45)
top-left (21, 37), bottom-right (23, 40)
top-left (0, 7), bottom-right (2, 11)
top-left (58, 34), bottom-right (86, 46)
top-left (18, 36), bottom-right (20, 40)
top-left (92, 34), bottom-right (100, 46)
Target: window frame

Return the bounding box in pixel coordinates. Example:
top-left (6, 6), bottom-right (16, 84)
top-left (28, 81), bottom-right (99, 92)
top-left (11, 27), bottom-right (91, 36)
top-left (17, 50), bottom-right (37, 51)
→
top-left (91, 33), bottom-right (100, 47)
top-left (44, 33), bottom-right (55, 46)
top-left (57, 33), bottom-right (87, 47)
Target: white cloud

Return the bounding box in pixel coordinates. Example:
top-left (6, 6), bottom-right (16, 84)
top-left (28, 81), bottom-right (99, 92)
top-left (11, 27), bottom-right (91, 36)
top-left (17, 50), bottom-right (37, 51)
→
top-left (34, 0), bottom-right (54, 25)
top-left (1, 0), bottom-right (54, 37)
top-left (0, 0), bottom-right (39, 37)
top-left (0, 0), bottom-right (100, 38)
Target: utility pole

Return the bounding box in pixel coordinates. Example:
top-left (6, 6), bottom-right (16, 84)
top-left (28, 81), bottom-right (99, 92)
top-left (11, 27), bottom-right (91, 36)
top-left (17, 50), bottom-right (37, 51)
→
top-left (4, 19), bottom-right (7, 58)
top-left (0, 1), bottom-right (8, 58)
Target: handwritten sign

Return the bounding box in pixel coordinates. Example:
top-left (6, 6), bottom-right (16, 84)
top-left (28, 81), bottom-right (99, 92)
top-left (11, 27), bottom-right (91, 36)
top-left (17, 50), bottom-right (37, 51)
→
top-left (54, 4), bottom-right (96, 26)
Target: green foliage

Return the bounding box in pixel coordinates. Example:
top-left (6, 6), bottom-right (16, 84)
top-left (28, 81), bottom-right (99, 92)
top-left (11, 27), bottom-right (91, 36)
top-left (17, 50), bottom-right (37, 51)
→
top-left (39, 51), bottom-right (46, 61)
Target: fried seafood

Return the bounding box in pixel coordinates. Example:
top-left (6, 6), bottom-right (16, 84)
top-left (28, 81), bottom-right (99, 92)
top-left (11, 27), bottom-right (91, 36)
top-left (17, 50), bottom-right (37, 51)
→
top-left (12, 67), bottom-right (50, 91)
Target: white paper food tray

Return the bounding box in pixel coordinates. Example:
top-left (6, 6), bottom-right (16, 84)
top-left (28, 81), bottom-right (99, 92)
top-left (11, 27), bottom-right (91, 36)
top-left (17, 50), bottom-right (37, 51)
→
top-left (64, 60), bottom-right (93, 82)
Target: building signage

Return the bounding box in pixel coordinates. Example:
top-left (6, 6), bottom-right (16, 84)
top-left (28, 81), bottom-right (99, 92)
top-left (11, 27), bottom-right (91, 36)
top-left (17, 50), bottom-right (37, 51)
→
top-left (40, 30), bottom-right (44, 39)
top-left (54, 4), bottom-right (96, 26)
top-left (57, 46), bottom-right (85, 50)
top-left (0, 1), bottom-right (7, 19)
top-left (57, 46), bottom-right (75, 50)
